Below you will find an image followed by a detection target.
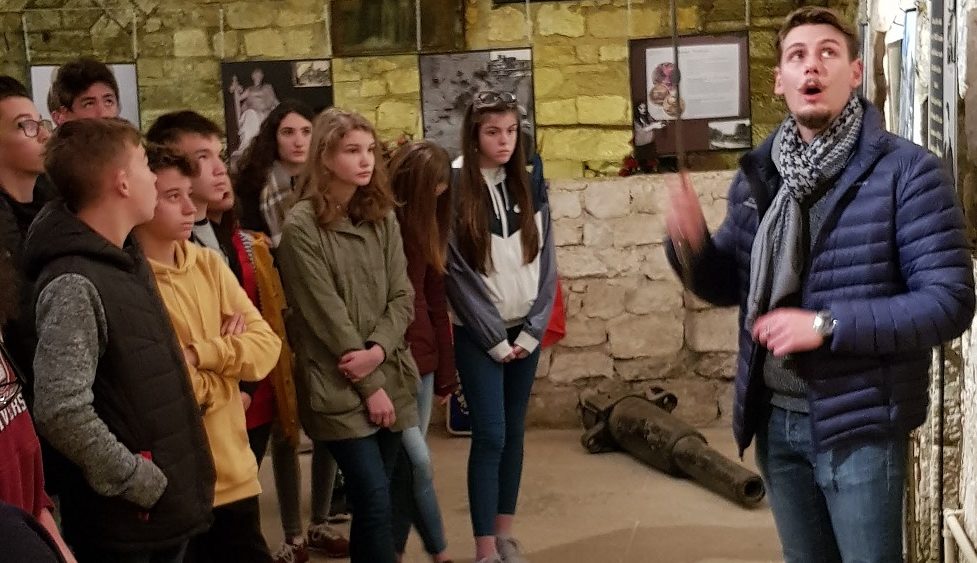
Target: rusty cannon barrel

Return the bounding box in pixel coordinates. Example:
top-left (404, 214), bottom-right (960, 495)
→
top-left (578, 388), bottom-right (765, 508)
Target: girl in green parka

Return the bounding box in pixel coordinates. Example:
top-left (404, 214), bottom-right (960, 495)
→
top-left (276, 107), bottom-right (419, 563)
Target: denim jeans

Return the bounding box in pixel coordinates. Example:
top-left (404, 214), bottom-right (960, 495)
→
top-left (249, 423), bottom-right (338, 538)
top-left (392, 373), bottom-right (448, 554)
top-left (324, 429), bottom-right (402, 563)
top-left (455, 325), bottom-right (540, 537)
top-left (756, 406), bottom-right (907, 563)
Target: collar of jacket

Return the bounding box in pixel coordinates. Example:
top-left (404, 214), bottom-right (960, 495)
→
top-left (738, 98), bottom-right (893, 221)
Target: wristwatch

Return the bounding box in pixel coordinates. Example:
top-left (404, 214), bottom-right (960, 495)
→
top-left (813, 310), bottom-right (837, 338)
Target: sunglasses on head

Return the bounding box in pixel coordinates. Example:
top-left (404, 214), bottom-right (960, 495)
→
top-left (473, 90), bottom-right (517, 111)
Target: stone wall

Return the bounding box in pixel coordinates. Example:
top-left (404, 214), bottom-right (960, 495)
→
top-left (530, 170), bottom-right (738, 428)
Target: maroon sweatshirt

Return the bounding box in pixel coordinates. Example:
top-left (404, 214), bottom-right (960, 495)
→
top-left (402, 238), bottom-right (457, 397)
top-left (0, 339), bottom-right (53, 520)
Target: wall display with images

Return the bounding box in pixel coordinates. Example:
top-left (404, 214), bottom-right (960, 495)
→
top-left (628, 32), bottom-right (751, 158)
top-left (220, 59), bottom-right (333, 161)
top-left (419, 48), bottom-right (535, 160)
top-left (30, 63), bottom-right (141, 127)
top-left (330, 0), bottom-right (464, 56)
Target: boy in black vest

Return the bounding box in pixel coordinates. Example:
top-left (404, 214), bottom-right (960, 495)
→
top-left (23, 118), bottom-right (216, 563)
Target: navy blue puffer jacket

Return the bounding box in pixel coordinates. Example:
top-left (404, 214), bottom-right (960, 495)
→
top-left (671, 101), bottom-right (974, 455)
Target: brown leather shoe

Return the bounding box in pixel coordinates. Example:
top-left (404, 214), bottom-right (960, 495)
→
top-left (306, 522), bottom-right (350, 558)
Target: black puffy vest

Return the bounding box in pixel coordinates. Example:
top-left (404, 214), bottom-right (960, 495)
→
top-left (25, 203), bottom-right (215, 551)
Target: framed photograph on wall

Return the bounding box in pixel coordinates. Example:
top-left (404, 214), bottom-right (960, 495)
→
top-left (220, 59), bottom-right (333, 161)
top-left (30, 63), bottom-right (141, 127)
top-left (419, 48), bottom-right (536, 160)
top-left (330, 0), bottom-right (464, 56)
top-left (628, 32), bottom-right (751, 159)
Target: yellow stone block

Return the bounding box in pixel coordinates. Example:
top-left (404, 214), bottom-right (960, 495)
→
top-left (277, 8), bottom-right (319, 27)
top-left (386, 68), bottom-right (420, 95)
top-left (369, 58), bottom-right (400, 73)
top-left (536, 99), bottom-right (577, 126)
top-left (331, 60), bottom-right (362, 83)
top-left (536, 3), bottom-right (585, 38)
top-left (535, 45), bottom-right (579, 66)
top-left (576, 45), bottom-right (600, 64)
top-left (677, 6), bottom-right (701, 32)
top-left (539, 127), bottom-right (631, 161)
top-left (360, 79), bottom-right (388, 98)
top-left (543, 159), bottom-right (585, 179)
top-left (173, 29), bottom-right (210, 58)
top-left (571, 65), bottom-right (629, 97)
top-left (577, 95), bottom-right (629, 125)
top-left (226, 2), bottom-right (276, 29)
top-left (377, 100), bottom-right (420, 132)
top-left (283, 27), bottom-right (314, 56)
top-left (599, 45), bottom-right (628, 62)
top-left (244, 28), bottom-right (286, 57)
top-left (631, 6), bottom-right (665, 37)
top-left (213, 30), bottom-right (240, 58)
top-left (587, 8), bottom-right (628, 39)
top-left (488, 6), bottom-right (529, 43)
top-left (534, 67), bottom-right (565, 98)
top-left (138, 58), bottom-right (165, 80)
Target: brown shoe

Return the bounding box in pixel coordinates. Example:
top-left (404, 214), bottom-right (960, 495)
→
top-left (306, 522), bottom-right (350, 558)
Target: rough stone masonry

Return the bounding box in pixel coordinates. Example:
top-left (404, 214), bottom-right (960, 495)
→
top-left (527, 171), bottom-right (739, 429)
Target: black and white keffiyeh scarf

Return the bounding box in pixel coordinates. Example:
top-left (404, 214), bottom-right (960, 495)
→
top-left (745, 95), bottom-right (863, 329)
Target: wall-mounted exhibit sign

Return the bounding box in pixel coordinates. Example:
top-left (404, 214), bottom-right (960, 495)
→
top-left (628, 32), bottom-right (751, 159)
top-left (220, 59), bottom-right (333, 161)
top-left (30, 63), bottom-right (141, 127)
top-left (419, 48), bottom-right (536, 160)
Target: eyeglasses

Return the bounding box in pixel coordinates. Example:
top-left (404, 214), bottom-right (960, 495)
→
top-left (473, 90), bottom-right (517, 111)
top-left (17, 119), bottom-right (54, 138)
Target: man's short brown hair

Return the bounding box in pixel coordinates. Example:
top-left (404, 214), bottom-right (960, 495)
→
top-left (776, 7), bottom-right (859, 62)
top-left (145, 110), bottom-right (223, 147)
top-left (147, 143), bottom-right (197, 177)
top-left (50, 58), bottom-right (120, 110)
top-left (44, 118), bottom-right (142, 212)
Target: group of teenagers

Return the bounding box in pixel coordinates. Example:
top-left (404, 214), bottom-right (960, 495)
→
top-left (0, 55), bottom-right (555, 563)
top-left (7, 5), bottom-right (977, 563)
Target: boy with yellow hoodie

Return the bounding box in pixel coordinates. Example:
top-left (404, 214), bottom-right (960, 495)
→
top-left (134, 145), bottom-right (281, 563)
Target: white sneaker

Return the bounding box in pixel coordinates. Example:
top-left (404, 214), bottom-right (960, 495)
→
top-left (496, 535), bottom-right (528, 563)
top-left (476, 556), bottom-right (503, 563)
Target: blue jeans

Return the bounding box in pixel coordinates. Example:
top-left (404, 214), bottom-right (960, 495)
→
top-left (392, 373), bottom-right (448, 554)
top-left (324, 429), bottom-right (401, 563)
top-left (756, 406), bottom-right (907, 563)
top-left (455, 325), bottom-right (540, 537)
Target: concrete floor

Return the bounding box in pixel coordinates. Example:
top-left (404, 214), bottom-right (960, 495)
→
top-left (258, 427), bottom-right (782, 563)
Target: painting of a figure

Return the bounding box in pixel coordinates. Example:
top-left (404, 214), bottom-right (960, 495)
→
top-left (228, 67), bottom-right (280, 158)
top-left (330, 0), bottom-right (464, 56)
top-left (220, 59), bottom-right (333, 162)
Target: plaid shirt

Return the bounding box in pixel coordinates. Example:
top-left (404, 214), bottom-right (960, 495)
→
top-left (260, 161), bottom-right (298, 247)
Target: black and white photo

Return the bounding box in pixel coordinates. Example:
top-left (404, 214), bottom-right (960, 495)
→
top-left (220, 59), bottom-right (333, 159)
top-left (420, 48), bottom-right (536, 159)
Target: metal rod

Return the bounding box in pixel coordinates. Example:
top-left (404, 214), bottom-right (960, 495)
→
top-left (669, 0), bottom-right (685, 169)
top-left (21, 13), bottom-right (31, 63)
top-left (130, 6), bottom-right (137, 59)
top-left (945, 510), bottom-right (977, 563)
top-left (218, 6), bottom-right (225, 59)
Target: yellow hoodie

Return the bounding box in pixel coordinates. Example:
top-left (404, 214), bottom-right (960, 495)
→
top-left (148, 240), bottom-right (281, 507)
